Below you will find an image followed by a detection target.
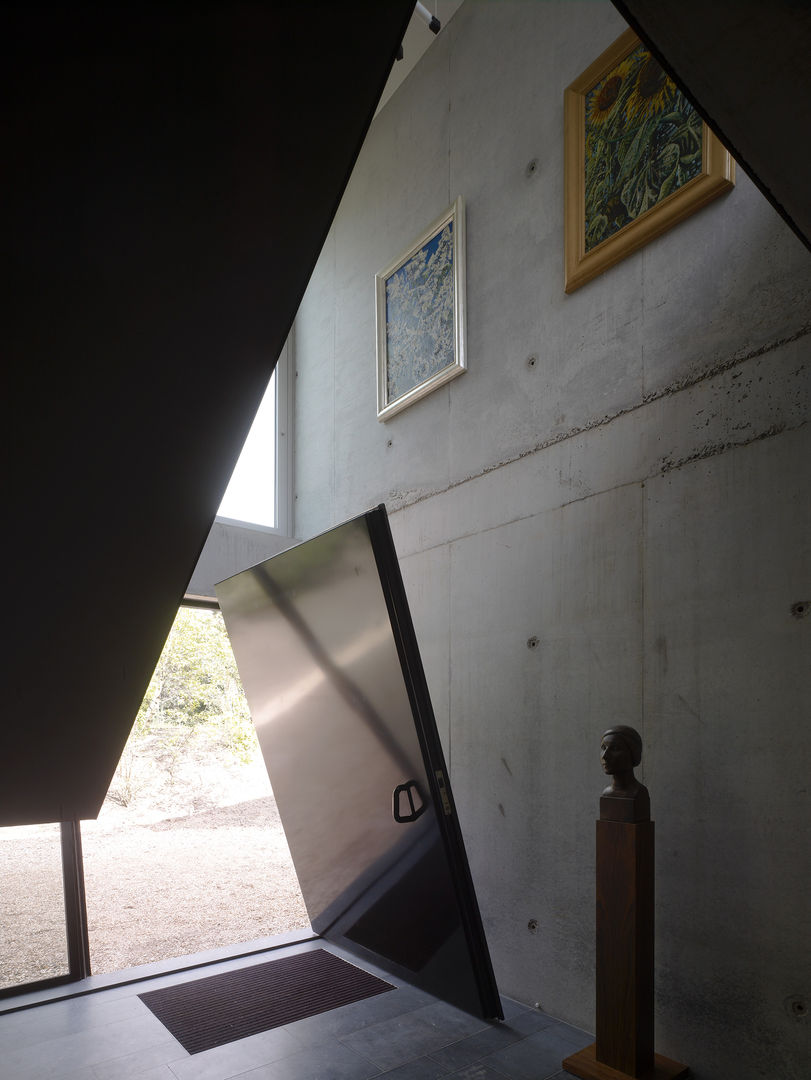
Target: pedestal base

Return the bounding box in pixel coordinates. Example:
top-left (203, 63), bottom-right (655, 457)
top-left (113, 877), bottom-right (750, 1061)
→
top-left (562, 1043), bottom-right (689, 1080)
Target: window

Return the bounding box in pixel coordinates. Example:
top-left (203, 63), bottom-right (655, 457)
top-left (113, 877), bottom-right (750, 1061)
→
top-left (216, 336), bottom-right (293, 535)
top-left (0, 821), bottom-right (89, 998)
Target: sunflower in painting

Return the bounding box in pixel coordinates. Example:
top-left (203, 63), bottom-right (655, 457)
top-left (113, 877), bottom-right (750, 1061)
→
top-left (584, 42), bottom-right (703, 252)
top-left (626, 55), bottom-right (674, 119)
top-left (587, 55), bottom-right (634, 127)
top-left (588, 75), bottom-right (622, 124)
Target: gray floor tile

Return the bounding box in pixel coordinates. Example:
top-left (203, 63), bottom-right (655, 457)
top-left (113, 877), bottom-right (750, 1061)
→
top-left (237, 1038), bottom-right (381, 1080)
top-left (445, 1065), bottom-right (507, 1080)
top-left (372, 1057), bottom-right (449, 1079)
top-left (0, 992), bottom-right (148, 1050)
top-left (3, 1014), bottom-right (178, 1080)
top-left (283, 984), bottom-right (427, 1047)
top-left (113, 1068), bottom-right (177, 1080)
top-left (0, 1010), bottom-right (41, 1051)
top-left (339, 1000), bottom-right (485, 1071)
top-left (166, 1026), bottom-right (299, 1080)
top-left (428, 1008), bottom-right (557, 1072)
top-left (508, 1012), bottom-right (560, 1038)
top-left (43, 1068), bottom-right (98, 1080)
top-left (92, 1039), bottom-right (187, 1079)
top-left (497, 998), bottom-right (534, 1021)
top-left (542, 1021), bottom-right (590, 1048)
top-left (479, 1025), bottom-right (591, 1080)
top-left (427, 1022), bottom-right (525, 1071)
top-left (339, 1014), bottom-right (446, 1072)
top-left (418, 1000), bottom-right (488, 1034)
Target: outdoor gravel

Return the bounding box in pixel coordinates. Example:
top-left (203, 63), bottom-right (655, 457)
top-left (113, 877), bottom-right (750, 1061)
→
top-left (1, 746), bottom-right (311, 990)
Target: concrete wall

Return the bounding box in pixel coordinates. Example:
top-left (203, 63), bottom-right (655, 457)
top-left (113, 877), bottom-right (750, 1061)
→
top-left (186, 521), bottom-right (294, 600)
top-left (292, 3), bottom-right (811, 1076)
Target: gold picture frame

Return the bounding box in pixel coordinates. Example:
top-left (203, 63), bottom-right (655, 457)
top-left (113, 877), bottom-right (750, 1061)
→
top-left (564, 28), bottom-right (735, 293)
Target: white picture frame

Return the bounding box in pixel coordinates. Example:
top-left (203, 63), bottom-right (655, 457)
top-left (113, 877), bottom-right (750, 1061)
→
top-left (375, 196), bottom-right (466, 421)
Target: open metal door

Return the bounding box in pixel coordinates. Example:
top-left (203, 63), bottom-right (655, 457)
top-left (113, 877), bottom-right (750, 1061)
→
top-left (216, 506), bottom-right (502, 1020)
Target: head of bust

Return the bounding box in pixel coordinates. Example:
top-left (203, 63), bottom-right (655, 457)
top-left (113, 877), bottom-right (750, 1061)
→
top-left (601, 725), bottom-right (642, 770)
top-left (600, 725), bottom-right (643, 795)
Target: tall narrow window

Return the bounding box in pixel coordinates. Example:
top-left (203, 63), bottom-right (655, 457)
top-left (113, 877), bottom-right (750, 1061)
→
top-left (217, 338), bottom-right (293, 534)
top-left (218, 372), bottom-right (277, 527)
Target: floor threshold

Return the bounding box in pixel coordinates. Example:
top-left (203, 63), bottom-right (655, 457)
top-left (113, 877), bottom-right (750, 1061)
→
top-left (0, 928), bottom-right (317, 1015)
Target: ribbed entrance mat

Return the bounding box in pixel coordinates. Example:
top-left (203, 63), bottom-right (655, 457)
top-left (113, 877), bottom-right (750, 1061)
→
top-left (138, 949), bottom-right (394, 1054)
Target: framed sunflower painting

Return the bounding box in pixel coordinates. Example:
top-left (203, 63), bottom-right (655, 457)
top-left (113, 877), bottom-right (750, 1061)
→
top-left (564, 28), bottom-right (734, 292)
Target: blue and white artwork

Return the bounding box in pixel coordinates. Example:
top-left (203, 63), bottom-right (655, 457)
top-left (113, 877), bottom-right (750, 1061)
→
top-left (384, 222), bottom-right (455, 404)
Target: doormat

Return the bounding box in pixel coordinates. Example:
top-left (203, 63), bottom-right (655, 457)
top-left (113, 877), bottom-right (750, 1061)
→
top-left (138, 948), bottom-right (394, 1054)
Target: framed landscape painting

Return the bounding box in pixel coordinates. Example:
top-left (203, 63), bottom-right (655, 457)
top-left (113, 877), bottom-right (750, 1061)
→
top-left (376, 197), bottom-right (466, 421)
top-left (564, 29), bottom-right (735, 292)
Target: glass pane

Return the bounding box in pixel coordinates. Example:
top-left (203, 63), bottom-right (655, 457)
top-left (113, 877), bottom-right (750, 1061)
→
top-left (217, 371), bottom-right (277, 527)
top-left (0, 823), bottom-right (69, 990)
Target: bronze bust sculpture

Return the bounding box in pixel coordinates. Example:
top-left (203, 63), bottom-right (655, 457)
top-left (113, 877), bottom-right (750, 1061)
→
top-left (599, 725), bottom-right (650, 822)
top-left (562, 723), bottom-right (688, 1080)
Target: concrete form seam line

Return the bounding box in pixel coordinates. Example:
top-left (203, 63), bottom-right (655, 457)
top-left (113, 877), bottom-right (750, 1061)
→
top-left (388, 323), bottom-right (810, 515)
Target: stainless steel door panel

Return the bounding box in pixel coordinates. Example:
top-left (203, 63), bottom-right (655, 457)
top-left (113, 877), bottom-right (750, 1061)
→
top-left (217, 507), bottom-right (501, 1019)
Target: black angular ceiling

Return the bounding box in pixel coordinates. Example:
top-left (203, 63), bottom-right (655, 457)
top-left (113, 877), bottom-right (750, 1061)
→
top-left (612, 0), bottom-right (811, 250)
top-left (2, 1), bottom-right (415, 826)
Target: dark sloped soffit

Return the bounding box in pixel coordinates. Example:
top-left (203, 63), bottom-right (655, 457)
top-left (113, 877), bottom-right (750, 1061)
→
top-left (2, 1), bottom-right (416, 826)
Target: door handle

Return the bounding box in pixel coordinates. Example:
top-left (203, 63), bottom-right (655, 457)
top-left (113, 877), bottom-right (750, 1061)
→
top-left (393, 779), bottom-right (426, 823)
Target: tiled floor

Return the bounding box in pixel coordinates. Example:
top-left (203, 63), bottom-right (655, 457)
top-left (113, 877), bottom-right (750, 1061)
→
top-left (0, 938), bottom-right (591, 1080)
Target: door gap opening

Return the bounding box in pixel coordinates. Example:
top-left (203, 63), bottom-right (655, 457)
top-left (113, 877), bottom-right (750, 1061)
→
top-left (81, 606), bottom-right (309, 977)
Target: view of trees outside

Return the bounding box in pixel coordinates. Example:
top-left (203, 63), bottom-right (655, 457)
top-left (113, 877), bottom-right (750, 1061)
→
top-left (106, 607), bottom-right (257, 813)
top-left (82, 607), bottom-right (309, 976)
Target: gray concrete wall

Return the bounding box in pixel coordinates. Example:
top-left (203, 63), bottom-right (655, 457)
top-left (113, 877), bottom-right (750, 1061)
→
top-left (292, 3), bottom-right (811, 1076)
top-left (187, 521), bottom-right (294, 599)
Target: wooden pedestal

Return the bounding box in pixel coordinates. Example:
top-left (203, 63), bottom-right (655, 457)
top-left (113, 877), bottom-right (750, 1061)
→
top-left (596, 820), bottom-right (654, 1075)
top-left (562, 819), bottom-right (688, 1080)
top-left (562, 1043), bottom-right (689, 1080)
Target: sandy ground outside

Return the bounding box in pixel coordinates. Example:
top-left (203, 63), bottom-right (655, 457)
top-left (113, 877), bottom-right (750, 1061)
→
top-left (1, 736), bottom-right (311, 991)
